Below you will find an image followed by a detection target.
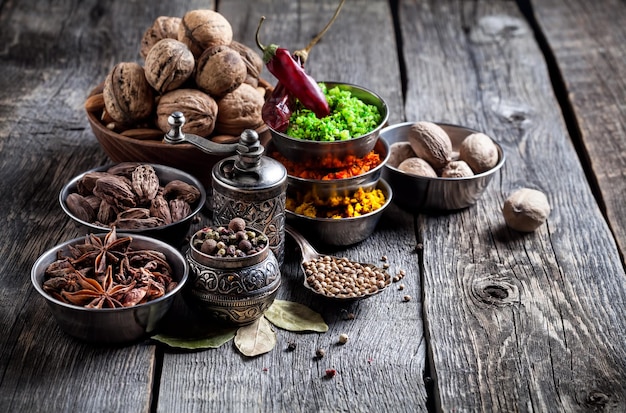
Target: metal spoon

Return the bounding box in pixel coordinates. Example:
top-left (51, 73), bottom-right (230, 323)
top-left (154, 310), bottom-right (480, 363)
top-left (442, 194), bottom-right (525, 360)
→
top-left (285, 225), bottom-right (390, 301)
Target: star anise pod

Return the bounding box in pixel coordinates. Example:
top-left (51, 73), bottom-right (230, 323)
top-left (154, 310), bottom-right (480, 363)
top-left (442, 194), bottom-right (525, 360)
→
top-left (61, 265), bottom-right (136, 309)
top-left (70, 228), bottom-right (132, 276)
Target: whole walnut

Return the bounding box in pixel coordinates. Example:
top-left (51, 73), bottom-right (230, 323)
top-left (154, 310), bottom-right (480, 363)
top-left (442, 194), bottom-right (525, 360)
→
top-left (178, 9), bottom-right (233, 58)
top-left (215, 83), bottom-right (264, 136)
top-left (144, 38), bottom-right (195, 94)
top-left (195, 45), bottom-right (247, 98)
top-left (140, 16), bottom-right (181, 59)
top-left (156, 89), bottom-right (218, 137)
top-left (229, 40), bottom-right (264, 87)
top-left (103, 62), bottom-right (154, 125)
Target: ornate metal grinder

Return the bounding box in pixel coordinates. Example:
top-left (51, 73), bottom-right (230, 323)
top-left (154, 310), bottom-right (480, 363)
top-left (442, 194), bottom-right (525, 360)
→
top-left (211, 129), bottom-right (287, 266)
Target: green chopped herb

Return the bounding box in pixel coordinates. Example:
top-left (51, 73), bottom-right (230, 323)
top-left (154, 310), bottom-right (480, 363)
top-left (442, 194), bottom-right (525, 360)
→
top-left (285, 83), bottom-right (382, 142)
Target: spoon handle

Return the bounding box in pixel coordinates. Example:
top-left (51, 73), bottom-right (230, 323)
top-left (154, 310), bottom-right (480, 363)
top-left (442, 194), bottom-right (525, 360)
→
top-left (285, 225), bottom-right (320, 262)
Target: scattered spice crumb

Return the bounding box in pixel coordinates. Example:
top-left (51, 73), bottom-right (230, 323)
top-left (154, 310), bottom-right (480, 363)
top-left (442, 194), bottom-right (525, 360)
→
top-left (263, 367), bottom-right (269, 372)
top-left (287, 341), bottom-right (297, 351)
top-left (316, 348), bottom-right (326, 358)
top-left (345, 312), bottom-right (355, 320)
top-left (415, 243), bottom-right (423, 251)
top-left (383, 263), bottom-right (390, 269)
top-left (338, 333), bottom-right (349, 344)
top-left (381, 255), bottom-right (388, 261)
top-left (325, 369), bottom-right (337, 378)
top-left (403, 295), bottom-right (412, 302)
top-left (398, 284), bottom-right (405, 291)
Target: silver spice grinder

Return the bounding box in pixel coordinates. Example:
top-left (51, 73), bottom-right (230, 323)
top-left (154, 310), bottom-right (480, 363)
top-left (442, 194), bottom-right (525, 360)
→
top-left (211, 129), bottom-right (287, 266)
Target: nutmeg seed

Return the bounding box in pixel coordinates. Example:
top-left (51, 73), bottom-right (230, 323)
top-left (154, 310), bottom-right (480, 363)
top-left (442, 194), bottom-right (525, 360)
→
top-left (407, 121), bottom-right (452, 170)
top-left (397, 157), bottom-right (438, 178)
top-left (459, 132), bottom-right (499, 173)
top-left (502, 188), bottom-right (550, 232)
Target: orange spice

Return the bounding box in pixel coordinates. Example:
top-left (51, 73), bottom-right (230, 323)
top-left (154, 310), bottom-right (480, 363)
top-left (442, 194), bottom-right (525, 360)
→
top-left (270, 150), bottom-right (381, 180)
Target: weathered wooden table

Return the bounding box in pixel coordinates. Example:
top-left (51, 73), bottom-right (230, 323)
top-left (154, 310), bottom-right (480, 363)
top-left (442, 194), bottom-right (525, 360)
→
top-left (1, 1), bottom-right (625, 412)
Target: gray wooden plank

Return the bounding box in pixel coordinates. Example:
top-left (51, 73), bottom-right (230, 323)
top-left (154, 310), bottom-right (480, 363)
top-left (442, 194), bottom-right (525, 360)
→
top-left (0, 1), bottom-right (209, 412)
top-left (155, 1), bottom-right (427, 412)
top-left (400, 0), bottom-right (626, 411)
top-left (528, 0), bottom-right (626, 267)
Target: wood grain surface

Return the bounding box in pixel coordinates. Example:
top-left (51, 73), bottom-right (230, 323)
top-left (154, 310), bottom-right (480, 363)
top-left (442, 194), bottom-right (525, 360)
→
top-left (0, 0), bottom-right (624, 412)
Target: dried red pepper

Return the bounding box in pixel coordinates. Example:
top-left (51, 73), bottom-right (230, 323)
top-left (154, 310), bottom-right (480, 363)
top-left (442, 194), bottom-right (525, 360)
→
top-left (256, 20), bottom-right (330, 120)
top-left (256, 0), bottom-right (345, 130)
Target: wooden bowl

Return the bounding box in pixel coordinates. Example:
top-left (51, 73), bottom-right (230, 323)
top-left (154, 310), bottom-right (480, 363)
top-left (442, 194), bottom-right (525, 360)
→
top-left (85, 81), bottom-right (272, 189)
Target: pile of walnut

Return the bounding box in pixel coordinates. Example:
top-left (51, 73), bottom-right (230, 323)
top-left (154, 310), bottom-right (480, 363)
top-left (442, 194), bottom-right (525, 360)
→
top-left (86, 10), bottom-right (266, 143)
top-left (388, 121), bottom-right (499, 178)
top-left (65, 163), bottom-right (201, 230)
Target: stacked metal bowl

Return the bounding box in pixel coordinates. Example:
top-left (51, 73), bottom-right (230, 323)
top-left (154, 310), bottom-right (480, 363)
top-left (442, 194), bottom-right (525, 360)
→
top-left (267, 82), bottom-right (392, 247)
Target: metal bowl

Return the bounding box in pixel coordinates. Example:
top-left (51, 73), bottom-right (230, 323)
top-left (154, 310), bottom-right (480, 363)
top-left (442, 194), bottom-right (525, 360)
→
top-left (31, 234), bottom-right (189, 344)
top-left (271, 136), bottom-right (389, 200)
top-left (60, 163), bottom-right (206, 245)
top-left (380, 122), bottom-right (505, 212)
top-left (286, 179), bottom-right (393, 247)
top-left (267, 82), bottom-right (389, 162)
top-left (184, 227), bottom-right (281, 326)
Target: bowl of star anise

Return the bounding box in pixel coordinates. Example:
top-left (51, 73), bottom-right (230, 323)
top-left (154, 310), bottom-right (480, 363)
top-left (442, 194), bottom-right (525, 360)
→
top-left (60, 162), bottom-right (206, 246)
top-left (31, 229), bottom-right (188, 344)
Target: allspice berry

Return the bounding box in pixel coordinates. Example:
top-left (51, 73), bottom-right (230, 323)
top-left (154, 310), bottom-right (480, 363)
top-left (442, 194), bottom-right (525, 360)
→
top-left (178, 9), bottom-right (233, 58)
top-left (144, 39), bottom-right (195, 94)
top-left (502, 188), bottom-right (551, 232)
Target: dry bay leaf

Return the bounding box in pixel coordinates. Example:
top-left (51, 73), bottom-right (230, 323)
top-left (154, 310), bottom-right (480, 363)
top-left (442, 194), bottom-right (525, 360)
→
top-left (234, 317), bottom-right (276, 357)
top-left (152, 327), bottom-right (237, 350)
top-left (265, 300), bottom-right (329, 332)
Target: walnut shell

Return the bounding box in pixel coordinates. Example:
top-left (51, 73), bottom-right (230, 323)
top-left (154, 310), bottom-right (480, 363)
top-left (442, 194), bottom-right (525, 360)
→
top-left (103, 62), bottom-right (155, 125)
top-left (397, 157), bottom-right (438, 178)
top-left (144, 39), bottom-right (195, 94)
top-left (407, 121), bottom-right (452, 170)
top-left (215, 83), bottom-right (264, 136)
top-left (195, 45), bottom-right (247, 98)
top-left (229, 40), bottom-right (264, 87)
top-left (140, 16), bottom-right (181, 59)
top-left (156, 88), bottom-right (218, 137)
top-left (459, 132), bottom-right (499, 173)
top-left (178, 9), bottom-right (233, 58)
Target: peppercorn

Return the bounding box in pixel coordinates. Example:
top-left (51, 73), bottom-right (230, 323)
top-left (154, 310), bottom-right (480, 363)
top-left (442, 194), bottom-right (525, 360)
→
top-left (403, 295), bottom-right (412, 302)
top-left (315, 348), bottom-right (326, 358)
top-left (338, 333), bottom-right (348, 344)
top-left (287, 341), bottom-right (297, 351)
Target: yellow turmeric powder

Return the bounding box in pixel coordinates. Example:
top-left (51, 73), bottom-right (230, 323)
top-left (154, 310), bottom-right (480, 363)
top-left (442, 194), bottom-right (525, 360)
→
top-left (287, 187), bottom-right (386, 219)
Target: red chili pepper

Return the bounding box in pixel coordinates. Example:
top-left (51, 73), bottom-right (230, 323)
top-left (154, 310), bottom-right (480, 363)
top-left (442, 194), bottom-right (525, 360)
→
top-left (260, 44), bottom-right (330, 119)
top-left (261, 80), bottom-right (294, 132)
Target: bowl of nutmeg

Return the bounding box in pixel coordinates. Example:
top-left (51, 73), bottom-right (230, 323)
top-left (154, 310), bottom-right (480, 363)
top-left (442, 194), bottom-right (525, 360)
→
top-left (85, 10), bottom-right (272, 189)
top-left (380, 121), bottom-right (505, 211)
